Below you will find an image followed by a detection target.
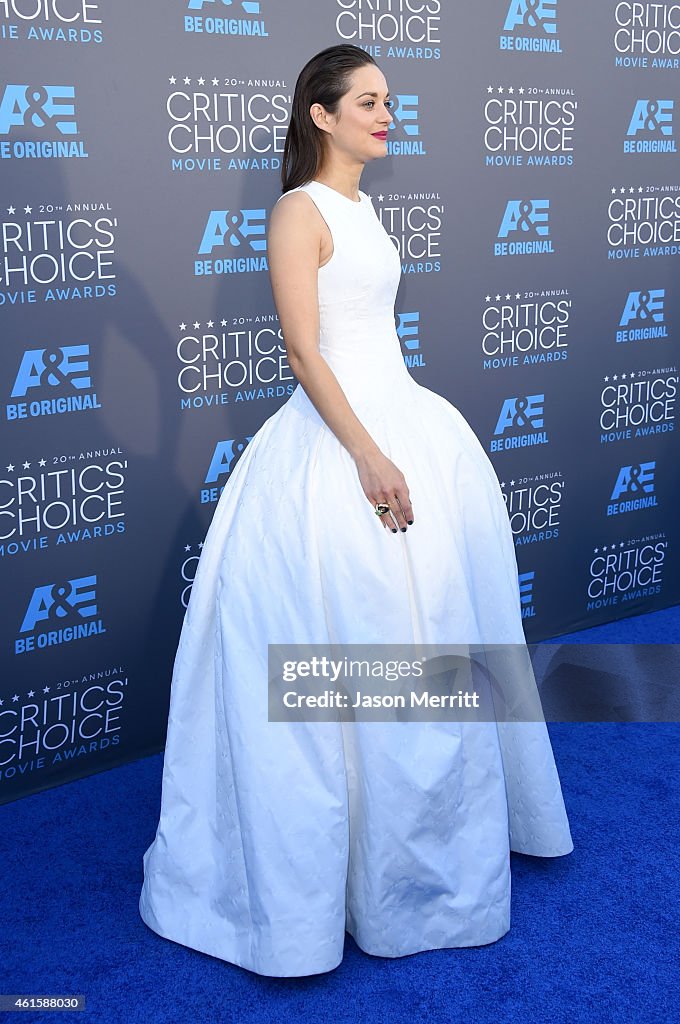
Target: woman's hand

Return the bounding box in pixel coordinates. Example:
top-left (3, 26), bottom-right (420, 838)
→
top-left (355, 449), bottom-right (414, 533)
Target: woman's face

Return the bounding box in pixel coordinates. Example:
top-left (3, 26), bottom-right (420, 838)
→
top-left (312, 63), bottom-right (393, 165)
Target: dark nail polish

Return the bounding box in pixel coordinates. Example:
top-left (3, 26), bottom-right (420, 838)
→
top-left (391, 528), bottom-right (397, 533)
top-left (401, 527), bottom-right (407, 532)
top-left (407, 520), bottom-right (413, 525)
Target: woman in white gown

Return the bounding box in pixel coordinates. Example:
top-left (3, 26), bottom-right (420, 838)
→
top-left (139, 45), bottom-right (574, 978)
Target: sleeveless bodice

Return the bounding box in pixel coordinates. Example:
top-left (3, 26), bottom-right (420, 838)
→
top-left (278, 179), bottom-right (410, 406)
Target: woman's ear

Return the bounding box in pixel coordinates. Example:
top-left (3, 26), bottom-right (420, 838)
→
top-left (309, 103), bottom-right (332, 135)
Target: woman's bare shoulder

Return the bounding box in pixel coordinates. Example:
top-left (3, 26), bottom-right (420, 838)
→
top-left (269, 189), bottom-right (323, 245)
top-left (270, 189), bottom-right (319, 222)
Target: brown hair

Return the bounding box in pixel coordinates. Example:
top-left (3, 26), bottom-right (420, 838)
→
top-left (281, 44), bottom-right (378, 193)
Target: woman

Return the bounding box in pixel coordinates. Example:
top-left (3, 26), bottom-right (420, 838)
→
top-left (139, 45), bottom-right (574, 978)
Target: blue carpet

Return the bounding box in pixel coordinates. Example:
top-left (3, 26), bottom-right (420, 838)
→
top-left (2, 606), bottom-right (678, 1023)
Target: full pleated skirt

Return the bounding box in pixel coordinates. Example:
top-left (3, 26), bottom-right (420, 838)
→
top-left (139, 377), bottom-right (573, 977)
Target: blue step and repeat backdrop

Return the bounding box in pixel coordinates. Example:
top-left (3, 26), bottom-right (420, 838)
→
top-left (1, 0), bottom-right (679, 804)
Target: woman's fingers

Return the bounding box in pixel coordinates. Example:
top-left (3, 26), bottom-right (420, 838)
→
top-left (356, 452), bottom-right (415, 534)
top-left (386, 494), bottom-right (408, 531)
top-left (373, 487), bottom-right (414, 534)
top-left (394, 491), bottom-right (414, 527)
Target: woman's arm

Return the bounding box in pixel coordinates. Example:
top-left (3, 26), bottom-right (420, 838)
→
top-left (267, 191), bottom-right (414, 531)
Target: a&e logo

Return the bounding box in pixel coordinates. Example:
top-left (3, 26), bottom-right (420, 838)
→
top-left (201, 436), bottom-right (253, 503)
top-left (624, 100), bottom-right (676, 154)
top-left (196, 208), bottom-right (267, 276)
top-left (617, 289), bottom-right (668, 343)
top-left (495, 199), bottom-right (554, 256)
top-left (0, 85), bottom-right (88, 159)
top-left (490, 393), bottom-right (548, 451)
top-left (387, 96), bottom-right (426, 156)
top-left (184, 0), bottom-right (268, 37)
top-left (7, 345), bottom-right (101, 420)
top-left (518, 569), bottom-right (536, 619)
top-left (396, 311), bottom-right (426, 368)
top-left (500, 0), bottom-right (562, 54)
top-left (607, 462), bottom-right (659, 515)
top-left (15, 574), bottom-right (106, 654)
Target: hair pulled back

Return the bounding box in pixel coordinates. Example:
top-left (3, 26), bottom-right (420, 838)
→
top-left (281, 44), bottom-right (378, 193)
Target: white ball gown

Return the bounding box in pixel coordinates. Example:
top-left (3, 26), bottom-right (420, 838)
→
top-left (138, 178), bottom-right (574, 977)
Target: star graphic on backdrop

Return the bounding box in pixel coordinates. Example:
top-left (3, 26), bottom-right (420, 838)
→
top-left (39, 459), bottom-right (46, 467)
top-left (518, 86), bottom-right (525, 94)
top-left (377, 194), bottom-right (384, 202)
top-left (7, 205), bottom-right (15, 215)
top-left (179, 322), bottom-right (187, 331)
top-left (183, 77), bottom-right (191, 85)
top-left (198, 77), bottom-right (205, 86)
top-left (24, 205), bottom-right (32, 214)
top-left (169, 76), bottom-right (176, 85)
top-left (6, 464), bottom-right (14, 472)
top-left (22, 461), bottom-right (30, 469)
top-left (485, 295), bottom-right (491, 302)
top-left (206, 319), bottom-right (214, 328)
top-left (495, 294), bottom-right (501, 301)
top-left (184, 545), bottom-right (191, 552)
top-left (221, 319), bottom-right (227, 327)
top-left (212, 78), bottom-right (219, 86)
top-left (193, 322), bottom-right (200, 330)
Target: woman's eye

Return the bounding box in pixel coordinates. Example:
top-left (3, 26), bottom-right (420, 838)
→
top-left (385, 99), bottom-right (393, 109)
